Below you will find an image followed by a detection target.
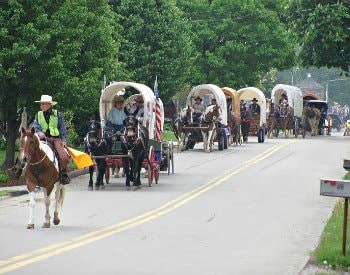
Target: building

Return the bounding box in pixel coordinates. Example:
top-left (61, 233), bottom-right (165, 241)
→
top-left (296, 74), bottom-right (326, 101)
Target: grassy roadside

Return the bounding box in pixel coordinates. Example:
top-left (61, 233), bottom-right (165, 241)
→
top-left (0, 190), bottom-right (8, 197)
top-left (315, 172), bottom-right (350, 269)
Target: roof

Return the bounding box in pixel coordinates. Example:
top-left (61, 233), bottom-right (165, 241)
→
top-left (271, 84), bottom-right (303, 117)
top-left (295, 76), bottom-right (325, 100)
top-left (187, 84), bottom-right (227, 125)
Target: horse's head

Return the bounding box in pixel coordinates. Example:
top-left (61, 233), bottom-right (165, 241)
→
top-left (123, 116), bottom-right (139, 138)
top-left (180, 106), bottom-right (193, 124)
top-left (19, 127), bottom-right (40, 166)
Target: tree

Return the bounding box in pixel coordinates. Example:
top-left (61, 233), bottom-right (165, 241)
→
top-left (0, 0), bottom-right (121, 167)
top-left (288, 0), bottom-right (350, 72)
top-left (110, 0), bottom-right (196, 102)
top-left (177, 0), bottom-right (296, 89)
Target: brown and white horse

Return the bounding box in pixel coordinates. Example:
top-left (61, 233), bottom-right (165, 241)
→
top-left (18, 127), bottom-right (65, 229)
top-left (172, 106), bottom-right (194, 151)
top-left (228, 112), bottom-right (241, 146)
top-left (201, 105), bottom-right (221, 152)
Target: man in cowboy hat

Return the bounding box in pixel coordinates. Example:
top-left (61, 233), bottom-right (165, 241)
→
top-left (128, 95), bottom-right (145, 123)
top-left (106, 95), bottom-right (127, 132)
top-left (33, 95), bottom-right (70, 184)
top-left (192, 96), bottom-right (204, 124)
top-left (249, 98), bottom-right (260, 115)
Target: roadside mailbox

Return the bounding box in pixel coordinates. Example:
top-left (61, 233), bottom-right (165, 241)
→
top-left (321, 178), bottom-right (350, 256)
top-left (344, 159), bottom-right (350, 172)
top-left (320, 179), bottom-right (350, 197)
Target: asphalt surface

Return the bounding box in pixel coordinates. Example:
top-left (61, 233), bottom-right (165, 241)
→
top-left (0, 135), bottom-right (349, 275)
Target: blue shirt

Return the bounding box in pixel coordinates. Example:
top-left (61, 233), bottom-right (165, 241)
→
top-left (34, 110), bottom-right (67, 142)
top-left (108, 107), bottom-right (127, 125)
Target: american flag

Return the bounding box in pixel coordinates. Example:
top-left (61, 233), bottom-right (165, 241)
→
top-left (154, 76), bottom-right (162, 141)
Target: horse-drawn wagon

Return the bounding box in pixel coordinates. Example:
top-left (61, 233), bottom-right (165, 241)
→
top-left (302, 100), bottom-right (329, 136)
top-left (270, 84), bottom-right (303, 138)
top-left (86, 81), bottom-right (174, 190)
top-left (173, 84), bottom-right (230, 152)
top-left (237, 87), bottom-right (266, 143)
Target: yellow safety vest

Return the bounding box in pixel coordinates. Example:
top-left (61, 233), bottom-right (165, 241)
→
top-left (37, 110), bottom-right (59, 137)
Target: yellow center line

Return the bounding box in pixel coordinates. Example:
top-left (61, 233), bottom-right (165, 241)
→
top-left (0, 140), bottom-right (296, 274)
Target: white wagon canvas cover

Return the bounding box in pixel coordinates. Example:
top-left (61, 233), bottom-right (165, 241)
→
top-left (237, 87), bottom-right (267, 125)
top-left (186, 84), bottom-right (228, 125)
top-left (271, 84), bottom-right (303, 118)
top-left (100, 81), bottom-right (163, 139)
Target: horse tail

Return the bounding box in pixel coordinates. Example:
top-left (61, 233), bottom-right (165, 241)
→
top-left (58, 186), bottom-right (65, 208)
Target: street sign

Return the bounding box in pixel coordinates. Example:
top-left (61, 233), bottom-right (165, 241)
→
top-left (320, 179), bottom-right (350, 198)
top-left (344, 159), bottom-right (350, 172)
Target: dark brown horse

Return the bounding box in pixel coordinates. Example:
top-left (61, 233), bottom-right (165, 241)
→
top-left (303, 106), bottom-right (321, 136)
top-left (266, 100), bottom-right (278, 138)
top-left (278, 102), bottom-right (294, 137)
top-left (18, 128), bottom-right (65, 229)
top-left (228, 113), bottom-right (241, 146)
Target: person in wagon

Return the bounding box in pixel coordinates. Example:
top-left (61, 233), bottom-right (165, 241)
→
top-left (33, 95), bottom-right (70, 185)
top-left (209, 97), bottom-right (223, 123)
top-left (106, 95), bottom-right (127, 132)
top-left (249, 98), bottom-right (260, 115)
top-left (279, 93), bottom-right (289, 106)
top-left (192, 96), bottom-right (204, 123)
top-left (128, 95), bottom-right (144, 122)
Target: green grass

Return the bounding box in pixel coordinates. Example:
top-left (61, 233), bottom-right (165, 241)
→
top-left (0, 173), bottom-right (10, 183)
top-left (163, 130), bottom-right (176, 141)
top-left (0, 190), bottom-right (8, 197)
top-left (315, 172), bottom-right (350, 268)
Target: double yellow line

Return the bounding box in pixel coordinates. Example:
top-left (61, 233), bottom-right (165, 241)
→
top-left (0, 140), bottom-right (296, 274)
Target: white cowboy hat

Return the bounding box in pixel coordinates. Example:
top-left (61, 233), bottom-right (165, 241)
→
top-left (35, 95), bottom-right (57, 105)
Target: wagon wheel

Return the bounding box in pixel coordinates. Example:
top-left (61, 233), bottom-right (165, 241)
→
top-left (170, 141), bottom-right (174, 174)
top-left (147, 146), bottom-right (155, 187)
top-left (167, 141), bottom-right (171, 175)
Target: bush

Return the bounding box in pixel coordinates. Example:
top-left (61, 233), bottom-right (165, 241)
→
top-left (0, 138), bottom-right (6, 150)
top-left (63, 111), bottom-right (80, 146)
top-left (0, 173), bottom-right (10, 183)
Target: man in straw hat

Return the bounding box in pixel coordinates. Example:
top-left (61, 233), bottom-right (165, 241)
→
top-left (33, 95), bottom-right (70, 184)
top-left (106, 95), bottom-right (127, 132)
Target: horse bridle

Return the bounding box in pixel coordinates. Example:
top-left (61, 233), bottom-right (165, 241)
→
top-left (20, 138), bottom-right (49, 167)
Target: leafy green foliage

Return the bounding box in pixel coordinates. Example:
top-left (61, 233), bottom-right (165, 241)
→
top-left (177, 0), bottom-right (295, 89)
top-left (288, 1), bottom-right (350, 72)
top-left (0, 0), bottom-right (122, 166)
top-left (0, 173), bottom-right (10, 183)
top-left (111, 0), bottom-right (196, 102)
top-left (62, 110), bottom-right (79, 146)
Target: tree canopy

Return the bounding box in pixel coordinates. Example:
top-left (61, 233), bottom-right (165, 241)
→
top-left (288, 0), bottom-right (350, 72)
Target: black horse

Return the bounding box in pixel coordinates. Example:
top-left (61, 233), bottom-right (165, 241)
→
top-left (84, 120), bottom-right (112, 190)
top-left (121, 116), bottom-right (149, 190)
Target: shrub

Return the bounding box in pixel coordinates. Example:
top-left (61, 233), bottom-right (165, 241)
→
top-left (63, 111), bottom-right (80, 146)
top-left (0, 173), bottom-right (10, 183)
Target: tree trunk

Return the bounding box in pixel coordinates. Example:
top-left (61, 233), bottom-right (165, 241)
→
top-left (4, 118), bottom-right (18, 168)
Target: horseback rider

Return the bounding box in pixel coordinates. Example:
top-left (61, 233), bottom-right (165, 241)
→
top-left (106, 95), bottom-right (128, 132)
top-left (192, 96), bottom-right (204, 124)
top-left (33, 95), bottom-right (70, 185)
top-left (249, 98), bottom-right (260, 115)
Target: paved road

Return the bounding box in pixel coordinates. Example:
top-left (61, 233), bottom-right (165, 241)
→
top-left (0, 135), bottom-right (348, 275)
